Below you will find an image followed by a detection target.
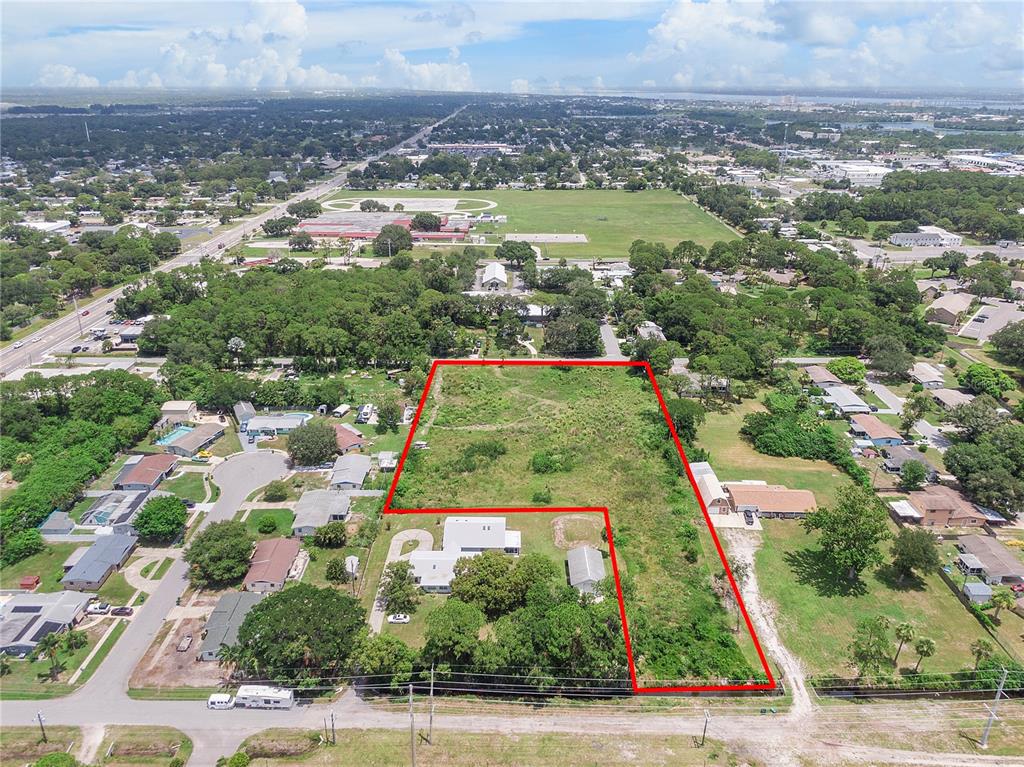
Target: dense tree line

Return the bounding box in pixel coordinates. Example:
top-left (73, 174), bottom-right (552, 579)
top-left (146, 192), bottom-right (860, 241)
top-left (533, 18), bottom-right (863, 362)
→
top-left (0, 371), bottom-right (163, 562)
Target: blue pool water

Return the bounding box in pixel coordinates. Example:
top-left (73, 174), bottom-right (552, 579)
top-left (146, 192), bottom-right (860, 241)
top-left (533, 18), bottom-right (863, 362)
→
top-left (285, 412), bottom-right (314, 422)
top-left (157, 425), bottom-right (194, 445)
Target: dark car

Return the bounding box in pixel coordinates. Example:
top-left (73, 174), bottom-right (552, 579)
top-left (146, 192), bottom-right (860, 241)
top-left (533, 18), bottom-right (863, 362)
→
top-left (743, 510), bottom-right (755, 526)
top-left (869, 405), bottom-right (879, 412)
top-left (71, 345), bottom-right (81, 353)
top-left (107, 297), bottom-right (115, 303)
top-left (111, 607), bottom-right (134, 617)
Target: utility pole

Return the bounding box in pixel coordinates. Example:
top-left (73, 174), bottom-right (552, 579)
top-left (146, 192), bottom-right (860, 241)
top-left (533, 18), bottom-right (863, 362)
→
top-left (981, 667), bottom-right (1009, 749)
top-left (330, 709), bottom-right (336, 745)
top-left (428, 663), bottom-right (435, 745)
top-left (37, 711), bottom-right (47, 743)
top-left (71, 294), bottom-right (84, 335)
top-left (699, 709), bottom-right (710, 747)
top-left (408, 684), bottom-right (416, 767)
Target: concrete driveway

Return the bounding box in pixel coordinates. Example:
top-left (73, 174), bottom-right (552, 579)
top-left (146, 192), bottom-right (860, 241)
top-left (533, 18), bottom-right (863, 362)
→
top-left (600, 322), bottom-right (626, 360)
top-left (864, 380), bottom-right (905, 415)
top-left (369, 528), bottom-right (433, 633)
top-left (912, 419), bottom-right (953, 452)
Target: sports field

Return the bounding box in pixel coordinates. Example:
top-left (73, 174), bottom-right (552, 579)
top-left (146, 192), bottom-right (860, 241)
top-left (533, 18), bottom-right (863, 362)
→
top-left (323, 189), bottom-right (736, 257)
top-left (386, 362), bottom-right (771, 691)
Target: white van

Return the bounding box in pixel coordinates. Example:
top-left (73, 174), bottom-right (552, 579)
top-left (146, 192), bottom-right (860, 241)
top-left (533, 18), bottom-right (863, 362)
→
top-left (234, 685), bottom-right (294, 709)
top-left (207, 693), bottom-right (235, 710)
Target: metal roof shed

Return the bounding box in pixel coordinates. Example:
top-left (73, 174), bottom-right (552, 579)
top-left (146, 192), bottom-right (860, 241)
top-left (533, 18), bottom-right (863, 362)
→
top-left (567, 546), bottom-right (606, 595)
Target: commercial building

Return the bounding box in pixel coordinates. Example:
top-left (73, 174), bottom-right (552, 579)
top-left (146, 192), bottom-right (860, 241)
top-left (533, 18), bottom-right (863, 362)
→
top-left (481, 262), bottom-right (508, 291)
top-left (162, 423), bottom-right (225, 458)
top-left (0, 591), bottom-right (91, 655)
top-left (114, 453), bottom-right (178, 492)
top-left (61, 534), bottom-right (137, 591)
top-left (889, 226), bottom-right (963, 248)
top-left (567, 546), bottom-right (606, 596)
top-left (291, 490), bottom-right (351, 537)
top-left (849, 414), bottom-right (903, 447)
top-left (197, 592), bottom-right (264, 661)
top-left (330, 453), bottom-right (371, 490)
top-left (409, 516), bottom-right (521, 593)
top-left (243, 538), bottom-right (301, 593)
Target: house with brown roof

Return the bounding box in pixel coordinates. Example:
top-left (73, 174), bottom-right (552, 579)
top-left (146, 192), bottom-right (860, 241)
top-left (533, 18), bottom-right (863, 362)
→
top-left (926, 293), bottom-right (974, 325)
top-left (849, 414), bottom-right (903, 447)
top-left (803, 365), bottom-right (843, 388)
top-left (906, 485), bottom-right (986, 528)
top-left (334, 423), bottom-right (367, 455)
top-left (956, 535), bottom-right (1024, 585)
top-left (243, 538), bottom-right (301, 593)
top-left (163, 422), bottom-right (225, 458)
top-left (724, 483), bottom-right (817, 519)
top-left (114, 453), bottom-right (179, 492)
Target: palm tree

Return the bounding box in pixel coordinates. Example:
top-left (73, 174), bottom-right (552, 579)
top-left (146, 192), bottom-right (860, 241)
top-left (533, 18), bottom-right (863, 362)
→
top-left (894, 622), bottom-right (916, 666)
top-left (35, 634), bottom-right (63, 680)
top-left (991, 589), bottom-right (1016, 621)
top-left (971, 639), bottom-right (994, 671)
top-left (913, 637), bottom-right (936, 673)
top-left (0, 655), bottom-right (11, 677)
top-left (63, 629), bottom-right (87, 652)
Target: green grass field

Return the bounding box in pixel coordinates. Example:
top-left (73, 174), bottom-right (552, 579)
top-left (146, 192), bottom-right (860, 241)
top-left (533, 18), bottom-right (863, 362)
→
top-left (0, 543), bottom-right (85, 592)
top-left (245, 508), bottom-right (295, 538)
top-left (390, 364), bottom-right (764, 686)
top-left (324, 189), bottom-right (736, 257)
top-left (163, 471), bottom-right (208, 502)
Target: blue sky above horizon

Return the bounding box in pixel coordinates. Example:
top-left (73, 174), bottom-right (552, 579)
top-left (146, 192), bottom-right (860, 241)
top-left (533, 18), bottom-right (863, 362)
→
top-left (2, 1), bottom-right (1021, 94)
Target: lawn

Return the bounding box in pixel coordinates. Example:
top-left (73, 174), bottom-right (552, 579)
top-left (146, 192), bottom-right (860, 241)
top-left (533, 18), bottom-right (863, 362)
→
top-left (324, 188), bottom-right (737, 257)
top-left (698, 399), bottom-right (852, 507)
top-left (97, 570), bottom-right (137, 605)
top-left (77, 619), bottom-right (129, 684)
top-left (240, 728), bottom-right (753, 767)
top-left (162, 471), bottom-right (208, 502)
top-left (209, 429), bottom-right (243, 457)
top-left (391, 364), bottom-right (766, 686)
top-left (0, 727), bottom-right (80, 767)
top-left (245, 507), bottom-right (295, 538)
top-left (752, 519), bottom-right (1007, 676)
top-left (97, 725), bottom-right (193, 766)
top-left (0, 618), bottom-right (110, 699)
top-left (0, 543), bottom-right (84, 592)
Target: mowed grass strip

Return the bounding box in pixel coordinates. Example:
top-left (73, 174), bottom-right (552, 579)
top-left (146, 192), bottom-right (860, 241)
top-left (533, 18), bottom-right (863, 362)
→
top-left (325, 188), bottom-right (736, 254)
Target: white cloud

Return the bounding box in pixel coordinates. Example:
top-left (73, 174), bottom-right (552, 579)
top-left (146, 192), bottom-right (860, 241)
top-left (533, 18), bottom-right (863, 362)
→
top-left (34, 63), bottom-right (99, 88)
top-left (510, 78), bottom-right (530, 93)
top-left (380, 47), bottom-right (473, 91)
top-left (641, 79), bottom-right (656, 88)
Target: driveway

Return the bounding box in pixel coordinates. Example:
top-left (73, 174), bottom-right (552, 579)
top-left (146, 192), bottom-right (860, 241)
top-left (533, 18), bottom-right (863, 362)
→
top-left (864, 379), bottom-right (905, 415)
top-left (368, 528), bottom-right (433, 633)
top-left (912, 419), bottom-right (953, 452)
top-left (599, 322), bottom-right (626, 360)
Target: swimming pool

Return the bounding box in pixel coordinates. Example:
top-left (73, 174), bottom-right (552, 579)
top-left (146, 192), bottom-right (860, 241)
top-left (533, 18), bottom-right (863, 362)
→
top-left (285, 412), bottom-right (314, 422)
top-left (157, 425), bottom-right (194, 445)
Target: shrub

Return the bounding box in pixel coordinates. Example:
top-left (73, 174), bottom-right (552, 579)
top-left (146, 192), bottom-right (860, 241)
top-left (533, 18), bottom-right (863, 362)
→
top-left (532, 488), bottom-right (553, 504)
top-left (262, 480), bottom-right (289, 502)
top-left (313, 520), bottom-right (347, 548)
top-left (257, 516), bottom-right (277, 534)
top-left (529, 450), bottom-right (573, 474)
top-left (326, 557), bottom-right (349, 583)
top-left (133, 496), bottom-right (188, 543)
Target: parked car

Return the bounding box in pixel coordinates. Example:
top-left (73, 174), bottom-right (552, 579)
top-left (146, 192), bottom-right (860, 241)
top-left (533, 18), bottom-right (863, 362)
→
top-left (105, 310), bottom-right (113, 315)
top-left (86, 602), bottom-right (111, 615)
top-left (743, 510), bottom-right (755, 526)
top-left (71, 345), bottom-right (81, 353)
top-left (111, 607), bottom-right (133, 617)
top-left (387, 614), bottom-right (411, 624)
top-left (869, 404), bottom-right (879, 412)
top-left (248, 434), bottom-right (257, 444)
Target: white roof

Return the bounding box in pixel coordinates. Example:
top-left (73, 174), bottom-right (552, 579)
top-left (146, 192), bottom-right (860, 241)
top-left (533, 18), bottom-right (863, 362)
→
top-left (567, 546), bottom-right (605, 587)
top-left (247, 414), bottom-right (307, 431)
top-left (482, 262), bottom-right (507, 284)
top-left (688, 461), bottom-right (715, 478)
top-left (236, 685), bottom-right (293, 699)
top-left (377, 451), bottom-right (398, 469)
top-left (696, 473), bottom-right (727, 506)
top-left (929, 292), bottom-right (973, 314)
top-left (330, 453), bottom-right (371, 485)
top-left (910, 363), bottom-right (943, 384)
top-left (443, 516), bottom-right (508, 551)
top-left (161, 400), bottom-right (196, 412)
top-left (292, 490), bottom-right (350, 530)
top-left (889, 500), bottom-right (922, 520)
top-left (824, 386), bottom-right (870, 412)
top-left (409, 549), bottom-right (463, 587)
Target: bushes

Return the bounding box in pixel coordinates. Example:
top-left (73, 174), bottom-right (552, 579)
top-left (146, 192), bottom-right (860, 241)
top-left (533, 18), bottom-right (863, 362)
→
top-left (1, 528), bottom-right (44, 566)
top-left (257, 516), bottom-right (278, 534)
top-left (529, 450), bottom-right (574, 474)
top-left (262, 480), bottom-right (289, 502)
top-left (134, 497), bottom-right (189, 543)
top-left (184, 521), bottom-right (254, 588)
top-left (452, 438), bottom-right (507, 473)
top-left (313, 520), bottom-right (347, 548)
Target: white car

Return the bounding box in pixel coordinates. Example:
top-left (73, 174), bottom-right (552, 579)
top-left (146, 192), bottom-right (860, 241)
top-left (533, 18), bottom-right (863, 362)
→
top-left (13, 341), bottom-right (24, 349)
top-left (386, 614), bottom-right (411, 624)
top-left (86, 602), bottom-right (111, 615)
top-left (207, 693), bottom-right (235, 710)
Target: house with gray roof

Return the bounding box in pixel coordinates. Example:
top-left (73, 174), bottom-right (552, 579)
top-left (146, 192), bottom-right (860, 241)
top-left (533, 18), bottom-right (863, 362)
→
top-left (61, 534), bottom-right (137, 591)
top-left (163, 422), bottom-right (225, 458)
top-left (330, 453), bottom-right (371, 489)
top-left (291, 490), bottom-right (351, 537)
top-left (567, 546), bottom-right (606, 596)
top-left (197, 592), bottom-right (264, 661)
top-left (39, 510), bottom-right (74, 535)
top-left (1, 591), bottom-right (91, 655)
top-left (234, 401), bottom-right (256, 430)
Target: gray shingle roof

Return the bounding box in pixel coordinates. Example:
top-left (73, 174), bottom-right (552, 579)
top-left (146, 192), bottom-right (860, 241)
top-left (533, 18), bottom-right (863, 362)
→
top-left (567, 546), bottom-right (605, 589)
top-left (61, 534), bottom-right (136, 585)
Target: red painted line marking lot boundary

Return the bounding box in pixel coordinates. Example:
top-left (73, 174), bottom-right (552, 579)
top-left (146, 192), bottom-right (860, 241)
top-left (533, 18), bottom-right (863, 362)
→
top-left (382, 359), bottom-right (777, 694)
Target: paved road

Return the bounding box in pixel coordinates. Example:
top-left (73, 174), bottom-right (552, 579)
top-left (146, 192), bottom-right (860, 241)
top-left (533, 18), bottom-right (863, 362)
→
top-left (0, 106), bottom-right (465, 378)
top-left (912, 419), bottom-right (953, 452)
top-left (368, 528), bottom-right (433, 633)
top-left (599, 322), bottom-right (625, 360)
top-left (865, 379), bottom-right (905, 415)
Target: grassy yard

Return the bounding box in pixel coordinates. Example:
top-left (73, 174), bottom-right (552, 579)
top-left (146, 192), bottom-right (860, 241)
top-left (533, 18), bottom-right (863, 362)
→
top-left (240, 728), bottom-right (754, 767)
top-left (163, 471), bottom-right (208, 503)
top-left (0, 727), bottom-right (80, 767)
top-left (94, 454), bottom-right (131, 490)
top-left (0, 619), bottom-right (110, 699)
top-left (77, 619), bottom-right (129, 684)
top-left (209, 429), bottom-right (243, 457)
top-left (324, 188), bottom-right (737, 257)
top-left (752, 519), bottom-right (1007, 676)
top-left (392, 364), bottom-right (765, 685)
top-left (698, 399), bottom-right (852, 507)
top-left (245, 508), bottom-right (295, 538)
top-left (97, 570), bottom-right (137, 606)
top-left (98, 725), bottom-right (193, 766)
top-left (0, 543), bottom-right (85, 592)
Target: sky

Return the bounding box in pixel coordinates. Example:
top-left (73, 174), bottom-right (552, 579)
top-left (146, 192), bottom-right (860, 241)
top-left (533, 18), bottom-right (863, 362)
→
top-left (2, 0), bottom-right (1022, 94)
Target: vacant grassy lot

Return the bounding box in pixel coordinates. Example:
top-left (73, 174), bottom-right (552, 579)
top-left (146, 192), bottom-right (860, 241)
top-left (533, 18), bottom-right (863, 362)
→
top-left (0, 542), bottom-right (84, 592)
top-left (392, 364), bottom-right (764, 686)
top-left (98, 725), bottom-right (193, 765)
top-left (241, 728), bottom-right (754, 767)
top-left (0, 726), bottom-right (80, 766)
top-left (245, 507), bottom-right (295, 538)
top-left (753, 519), bottom-right (1008, 675)
top-left (163, 471), bottom-right (208, 502)
top-left (324, 188), bottom-right (736, 256)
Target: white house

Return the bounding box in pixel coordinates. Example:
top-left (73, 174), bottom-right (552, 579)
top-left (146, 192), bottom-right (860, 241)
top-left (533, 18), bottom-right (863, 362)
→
top-left (291, 490), bottom-right (350, 537)
top-left (636, 321), bottom-right (666, 342)
top-left (889, 226), bottom-right (963, 248)
top-left (566, 546), bottom-right (605, 596)
top-left (909, 362), bottom-right (944, 389)
top-left (481, 262), bottom-right (508, 291)
top-left (409, 516), bottom-right (521, 593)
top-left (823, 386), bottom-right (871, 415)
top-left (330, 453), bottom-right (371, 489)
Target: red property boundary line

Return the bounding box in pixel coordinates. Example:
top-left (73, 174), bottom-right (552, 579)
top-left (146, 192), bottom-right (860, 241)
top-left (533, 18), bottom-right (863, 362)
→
top-left (382, 358), bottom-right (777, 694)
